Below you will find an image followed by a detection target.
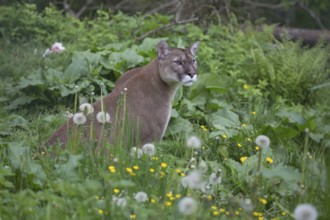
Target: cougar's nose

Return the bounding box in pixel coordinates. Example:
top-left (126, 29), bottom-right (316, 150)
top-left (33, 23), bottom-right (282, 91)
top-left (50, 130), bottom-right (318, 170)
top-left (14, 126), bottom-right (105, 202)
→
top-left (186, 72), bottom-right (195, 78)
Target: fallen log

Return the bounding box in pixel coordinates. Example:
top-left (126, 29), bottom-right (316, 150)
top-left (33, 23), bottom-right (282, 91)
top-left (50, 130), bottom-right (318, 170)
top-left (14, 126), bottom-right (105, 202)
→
top-left (273, 27), bottom-right (330, 45)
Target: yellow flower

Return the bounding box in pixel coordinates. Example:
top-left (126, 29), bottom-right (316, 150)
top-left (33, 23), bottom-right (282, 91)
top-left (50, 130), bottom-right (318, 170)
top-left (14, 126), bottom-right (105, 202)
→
top-left (237, 143), bottom-right (242, 148)
top-left (247, 138), bottom-right (252, 142)
top-left (207, 195), bottom-right (212, 200)
top-left (235, 210), bottom-right (240, 215)
top-left (130, 214), bottom-right (136, 219)
top-left (219, 208), bottom-right (225, 213)
top-left (240, 156), bottom-right (248, 164)
top-left (252, 111), bottom-right (256, 115)
top-left (160, 171), bottom-right (166, 178)
top-left (133, 165), bottom-right (139, 170)
top-left (281, 211), bottom-right (287, 216)
top-left (266, 157), bottom-right (273, 164)
top-left (126, 167), bottom-right (133, 173)
top-left (113, 188), bottom-right (120, 194)
top-left (108, 165), bottom-right (116, 173)
top-left (130, 172), bottom-right (136, 176)
top-left (175, 194), bottom-right (181, 199)
top-left (201, 125), bottom-right (208, 132)
top-left (253, 211), bottom-right (263, 217)
top-left (271, 218), bottom-right (280, 220)
top-left (225, 211), bottom-right (230, 215)
top-left (151, 198), bottom-right (156, 204)
top-left (166, 192), bottom-right (173, 198)
top-left (98, 209), bottom-right (104, 215)
top-left (242, 123), bottom-right (247, 127)
top-left (152, 156), bottom-right (159, 161)
top-left (211, 205), bottom-right (217, 210)
top-left (255, 146), bottom-right (260, 151)
top-left (169, 196), bottom-right (175, 201)
top-left (243, 83), bottom-right (249, 90)
top-left (149, 168), bottom-right (155, 173)
top-left (222, 134), bottom-right (227, 139)
top-left (258, 217), bottom-right (264, 220)
top-left (212, 211), bottom-right (220, 216)
top-left (165, 201), bottom-right (172, 206)
top-left (176, 168), bottom-right (182, 174)
top-left (259, 198), bottom-right (267, 205)
top-left (161, 162), bottom-right (168, 168)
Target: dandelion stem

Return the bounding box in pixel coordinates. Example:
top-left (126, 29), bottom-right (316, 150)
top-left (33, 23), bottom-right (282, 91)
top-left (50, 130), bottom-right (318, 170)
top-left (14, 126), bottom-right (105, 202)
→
top-left (257, 148), bottom-right (262, 172)
top-left (119, 91), bottom-right (127, 147)
top-left (97, 88), bottom-right (104, 153)
top-left (301, 128), bottom-right (309, 195)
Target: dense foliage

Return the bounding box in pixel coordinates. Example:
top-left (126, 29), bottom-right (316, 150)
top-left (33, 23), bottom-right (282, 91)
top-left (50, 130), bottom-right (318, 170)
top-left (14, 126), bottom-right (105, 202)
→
top-left (0, 4), bottom-right (330, 220)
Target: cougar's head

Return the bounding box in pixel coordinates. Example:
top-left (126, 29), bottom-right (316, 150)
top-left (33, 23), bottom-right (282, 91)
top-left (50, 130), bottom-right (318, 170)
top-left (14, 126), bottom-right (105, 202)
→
top-left (157, 41), bottom-right (199, 87)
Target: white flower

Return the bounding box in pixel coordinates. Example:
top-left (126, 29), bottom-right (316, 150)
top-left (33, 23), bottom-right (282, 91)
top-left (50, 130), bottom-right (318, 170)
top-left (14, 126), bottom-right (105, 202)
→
top-left (178, 197), bottom-right (198, 215)
top-left (294, 204), bottom-right (318, 220)
top-left (51, 42), bottom-right (65, 53)
top-left (73, 112), bottom-right (87, 125)
top-left (209, 172), bottom-right (221, 185)
top-left (42, 48), bottom-right (52, 57)
top-left (255, 135), bottom-right (270, 149)
top-left (112, 196), bottom-right (127, 207)
top-left (134, 191), bottom-right (148, 203)
top-left (200, 181), bottom-right (213, 194)
top-left (186, 136), bottom-right (202, 149)
top-left (181, 170), bottom-right (202, 189)
top-left (181, 176), bottom-right (190, 188)
top-left (130, 147), bottom-right (143, 159)
top-left (198, 159), bottom-right (207, 172)
top-left (96, 111), bottom-right (111, 124)
top-left (79, 103), bottom-right (94, 115)
top-left (65, 111), bottom-right (73, 118)
top-left (142, 143), bottom-right (156, 156)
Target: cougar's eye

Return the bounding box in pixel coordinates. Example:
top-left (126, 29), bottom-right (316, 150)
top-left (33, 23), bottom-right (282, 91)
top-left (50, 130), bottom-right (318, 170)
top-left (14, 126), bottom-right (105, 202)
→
top-left (174, 60), bottom-right (183, 65)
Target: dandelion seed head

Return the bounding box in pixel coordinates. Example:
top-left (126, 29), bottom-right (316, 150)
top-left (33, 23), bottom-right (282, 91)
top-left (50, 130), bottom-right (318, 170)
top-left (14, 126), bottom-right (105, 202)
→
top-left (79, 103), bottom-right (94, 115)
top-left (73, 112), bottom-right (87, 125)
top-left (198, 160), bottom-right (207, 171)
top-left (209, 172), bottom-right (222, 185)
top-left (255, 135), bottom-right (270, 149)
top-left (96, 111), bottom-right (111, 124)
top-left (181, 170), bottom-right (202, 189)
top-left (112, 196), bottom-right (127, 207)
top-left (142, 143), bottom-right (156, 156)
top-left (186, 136), bottom-right (202, 149)
top-left (134, 191), bottom-right (148, 203)
top-left (294, 204), bottom-right (318, 220)
top-left (65, 111), bottom-right (73, 118)
top-left (178, 197), bottom-right (198, 215)
top-left (130, 147), bottom-right (143, 159)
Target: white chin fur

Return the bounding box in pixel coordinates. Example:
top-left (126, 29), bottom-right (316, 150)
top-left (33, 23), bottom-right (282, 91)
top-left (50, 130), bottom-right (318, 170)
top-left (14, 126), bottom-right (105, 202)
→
top-left (181, 75), bottom-right (197, 87)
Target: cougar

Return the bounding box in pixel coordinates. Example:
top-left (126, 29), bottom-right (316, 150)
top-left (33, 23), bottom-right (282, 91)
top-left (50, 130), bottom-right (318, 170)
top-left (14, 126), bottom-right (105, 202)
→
top-left (47, 40), bottom-right (199, 148)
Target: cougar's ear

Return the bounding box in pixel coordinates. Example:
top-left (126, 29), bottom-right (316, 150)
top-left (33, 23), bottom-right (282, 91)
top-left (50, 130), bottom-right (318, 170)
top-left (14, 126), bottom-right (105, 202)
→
top-left (157, 40), bottom-right (170, 60)
top-left (189, 41), bottom-right (199, 57)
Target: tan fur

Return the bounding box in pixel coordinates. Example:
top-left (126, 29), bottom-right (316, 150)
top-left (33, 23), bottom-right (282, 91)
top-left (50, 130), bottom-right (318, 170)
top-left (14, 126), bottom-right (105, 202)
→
top-left (47, 41), bottom-right (199, 147)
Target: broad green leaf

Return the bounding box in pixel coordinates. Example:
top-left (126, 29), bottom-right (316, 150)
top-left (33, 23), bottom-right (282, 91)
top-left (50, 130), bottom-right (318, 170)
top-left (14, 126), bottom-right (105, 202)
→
top-left (277, 109), bottom-right (306, 125)
top-left (165, 117), bottom-right (193, 137)
top-left (7, 96), bottom-right (37, 110)
top-left (7, 142), bottom-right (46, 186)
top-left (262, 163), bottom-right (301, 182)
top-left (139, 37), bottom-right (166, 52)
top-left (210, 108), bottom-right (240, 130)
top-left (55, 154), bottom-right (83, 181)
